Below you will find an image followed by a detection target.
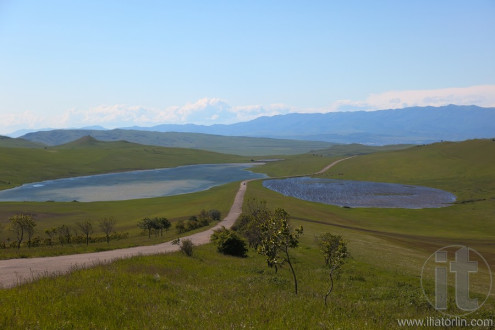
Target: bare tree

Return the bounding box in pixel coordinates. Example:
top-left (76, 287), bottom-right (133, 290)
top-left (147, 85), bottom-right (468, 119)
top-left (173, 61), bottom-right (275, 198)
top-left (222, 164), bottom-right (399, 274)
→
top-left (77, 220), bottom-right (93, 245)
top-left (99, 217), bottom-right (116, 243)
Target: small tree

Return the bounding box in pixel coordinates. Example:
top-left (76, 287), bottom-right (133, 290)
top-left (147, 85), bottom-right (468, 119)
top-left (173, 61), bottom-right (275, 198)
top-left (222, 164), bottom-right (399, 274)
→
top-left (180, 239), bottom-right (194, 256)
top-left (210, 227), bottom-right (248, 257)
top-left (316, 233), bottom-right (349, 306)
top-left (175, 220), bottom-right (186, 234)
top-left (257, 208), bottom-right (303, 294)
top-left (44, 227), bottom-right (57, 245)
top-left (99, 217), bottom-right (116, 243)
top-left (57, 225), bottom-right (72, 245)
top-left (76, 220), bottom-right (93, 245)
top-left (9, 214), bottom-right (36, 249)
top-left (156, 217), bottom-right (171, 236)
top-left (25, 218), bottom-right (36, 248)
top-left (138, 217), bottom-right (154, 238)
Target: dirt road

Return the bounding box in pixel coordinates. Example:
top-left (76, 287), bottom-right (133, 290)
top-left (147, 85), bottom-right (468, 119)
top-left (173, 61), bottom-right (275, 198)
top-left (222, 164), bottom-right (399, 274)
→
top-left (0, 157), bottom-right (352, 288)
top-left (314, 156), bottom-right (355, 175)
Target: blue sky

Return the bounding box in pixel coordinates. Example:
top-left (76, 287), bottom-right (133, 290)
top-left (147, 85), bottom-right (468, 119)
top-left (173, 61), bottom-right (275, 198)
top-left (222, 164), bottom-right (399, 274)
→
top-left (0, 0), bottom-right (494, 134)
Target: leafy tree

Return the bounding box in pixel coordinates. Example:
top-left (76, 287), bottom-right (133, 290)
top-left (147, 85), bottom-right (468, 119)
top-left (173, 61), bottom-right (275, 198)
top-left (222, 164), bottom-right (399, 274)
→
top-left (257, 208), bottom-right (303, 294)
top-left (316, 233), bottom-right (349, 306)
top-left (99, 217), bottom-right (116, 243)
top-left (76, 220), bottom-right (93, 245)
top-left (9, 214), bottom-right (36, 249)
top-left (210, 227), bottom-right (248, 257)
top-left (235, 198), bottom-right (271, 248)
top-left (138, 217), bottom-right (154, 238)
top-left (198, 209), bottom-right (211, 226)
top-left (155, 217), bottom-right (171, 236)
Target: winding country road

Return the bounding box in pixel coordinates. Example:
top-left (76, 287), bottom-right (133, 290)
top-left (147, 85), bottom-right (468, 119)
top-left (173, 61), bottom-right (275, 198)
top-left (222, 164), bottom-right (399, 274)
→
top-left (0, 158), bottom-right (351, 288)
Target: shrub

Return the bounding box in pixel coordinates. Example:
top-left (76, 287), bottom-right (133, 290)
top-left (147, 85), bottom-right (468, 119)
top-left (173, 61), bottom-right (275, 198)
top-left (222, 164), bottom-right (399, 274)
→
top-left (211, 227), bottom-right (248, 258)
top-left (180, 239), bottom-right (194, 256)
top-left (208, 209), bottom-right (221, 221)
top-left (175, 220), bottom-right (186, 234)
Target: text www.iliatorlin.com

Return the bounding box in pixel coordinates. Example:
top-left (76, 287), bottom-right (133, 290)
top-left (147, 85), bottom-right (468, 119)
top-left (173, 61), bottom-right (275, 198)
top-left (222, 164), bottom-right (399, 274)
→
top-left (397, 317), bottom-right (493, 327)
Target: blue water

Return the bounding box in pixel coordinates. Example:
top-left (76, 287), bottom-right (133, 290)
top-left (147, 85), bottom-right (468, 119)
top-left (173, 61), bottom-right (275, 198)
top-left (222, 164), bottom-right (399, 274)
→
top-left (263, 177), bottom-right (456, 209)
top-left (0, 163), bottom-right (266, 202)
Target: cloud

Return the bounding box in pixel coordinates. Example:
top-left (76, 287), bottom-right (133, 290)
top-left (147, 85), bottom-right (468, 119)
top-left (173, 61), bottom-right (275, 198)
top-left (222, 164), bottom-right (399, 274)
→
top-left (329, 85), bottom-right (495, 111)
top-left (1, 85), bottom-right (494, 135)
top-left (57, 99), bottom-right (294, 129)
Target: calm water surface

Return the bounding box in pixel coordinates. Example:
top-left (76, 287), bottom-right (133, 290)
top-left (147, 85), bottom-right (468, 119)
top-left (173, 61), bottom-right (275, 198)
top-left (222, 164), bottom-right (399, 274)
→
top-left (263, 177), bottom-right (456, 209)
top-left (0, 163), bottom-right (266, 202)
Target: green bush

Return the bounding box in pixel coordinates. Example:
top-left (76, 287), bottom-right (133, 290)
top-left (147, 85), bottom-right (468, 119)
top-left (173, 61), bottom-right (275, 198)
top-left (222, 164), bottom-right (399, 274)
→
top-left (208, 209), bottom-right (221, 221)
top-left (180, 239), bottom-right (194, 256)
top-left (210, 227), bottom-right (248, 258)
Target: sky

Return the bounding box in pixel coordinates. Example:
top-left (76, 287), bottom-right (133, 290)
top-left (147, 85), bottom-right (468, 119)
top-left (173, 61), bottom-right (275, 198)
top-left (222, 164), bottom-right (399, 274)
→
top-left (0, 0), bottom-right (494, 135)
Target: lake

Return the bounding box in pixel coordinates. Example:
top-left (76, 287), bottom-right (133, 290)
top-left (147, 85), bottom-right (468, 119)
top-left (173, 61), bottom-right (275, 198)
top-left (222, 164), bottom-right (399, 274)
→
top-left (0, 163), bottom-right (266, 202)
top-left (263, 177), bottom-right (456, 209)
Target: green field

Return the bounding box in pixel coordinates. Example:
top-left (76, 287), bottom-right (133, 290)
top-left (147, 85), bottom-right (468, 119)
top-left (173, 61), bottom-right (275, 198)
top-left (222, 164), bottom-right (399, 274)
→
top-left (0, 139), bottom-right (494, 328)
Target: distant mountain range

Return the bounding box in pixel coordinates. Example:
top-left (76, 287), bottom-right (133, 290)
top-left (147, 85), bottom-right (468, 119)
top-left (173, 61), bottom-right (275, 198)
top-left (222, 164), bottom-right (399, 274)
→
top-left (9, 105), bottom-right (495, 155)
top-left (124, 105), bottom-right (495, 144)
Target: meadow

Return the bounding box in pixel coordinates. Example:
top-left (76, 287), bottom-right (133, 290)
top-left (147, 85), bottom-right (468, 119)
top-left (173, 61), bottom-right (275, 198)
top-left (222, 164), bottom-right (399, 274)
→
top-left (0, 139), bottom-right (494, 328)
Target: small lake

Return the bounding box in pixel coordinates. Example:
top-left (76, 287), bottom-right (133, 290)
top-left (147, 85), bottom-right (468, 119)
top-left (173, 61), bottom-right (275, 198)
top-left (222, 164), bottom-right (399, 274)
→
top-left (0, 163), bottom-right (266, 202)
top-left (263, 177), bottom-right (456, 209)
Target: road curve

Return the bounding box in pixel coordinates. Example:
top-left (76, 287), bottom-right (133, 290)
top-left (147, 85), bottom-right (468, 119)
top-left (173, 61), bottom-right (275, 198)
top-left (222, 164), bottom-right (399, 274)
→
top-left (0, 157), bottom-right (352, 288)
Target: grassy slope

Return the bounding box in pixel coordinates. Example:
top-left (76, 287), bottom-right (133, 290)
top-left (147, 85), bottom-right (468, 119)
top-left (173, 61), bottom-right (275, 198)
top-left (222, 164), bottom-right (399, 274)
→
top-left (1, 139), bottom-right (494, 328)
top-left (0, 136), bottom-right (43, 148)
top-left (0, 138), bottom-right (247, 190)
top-left (310, 143), bottom-right (414, 157)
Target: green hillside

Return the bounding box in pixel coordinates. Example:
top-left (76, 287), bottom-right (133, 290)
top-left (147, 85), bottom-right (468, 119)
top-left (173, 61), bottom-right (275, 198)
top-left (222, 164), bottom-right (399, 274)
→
top-left (0, 138), bottom-right (247, 191)
top-left (310, 143), bottom-right (414, 157)
top-left (0, 136), bottom-right (44, 148)
top-left (21, 129), bottom-right (336, 156)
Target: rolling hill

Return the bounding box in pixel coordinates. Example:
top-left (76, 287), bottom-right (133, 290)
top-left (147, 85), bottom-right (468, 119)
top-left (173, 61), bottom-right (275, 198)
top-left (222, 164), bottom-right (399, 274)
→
top-left (309, 143), bottom-right (414, 157)
top-left (20, 130), bottom-right (336, 156)
top-left (0, 135), bottom-right (44, 148)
